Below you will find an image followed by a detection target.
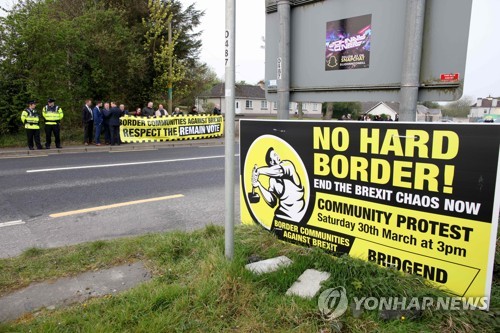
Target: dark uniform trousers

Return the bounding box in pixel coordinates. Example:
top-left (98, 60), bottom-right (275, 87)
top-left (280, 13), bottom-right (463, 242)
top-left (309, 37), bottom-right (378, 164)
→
top-left (27, 129), bottom-right (42, 149)
top-left (45, 124), bottom-right (61, 148)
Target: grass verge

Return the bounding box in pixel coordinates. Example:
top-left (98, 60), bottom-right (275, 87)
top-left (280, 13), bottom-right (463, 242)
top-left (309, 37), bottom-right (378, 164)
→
top-left (0, 225), bottom-right (498, 332)
top-left (0, 127), bottom-right (85, 148)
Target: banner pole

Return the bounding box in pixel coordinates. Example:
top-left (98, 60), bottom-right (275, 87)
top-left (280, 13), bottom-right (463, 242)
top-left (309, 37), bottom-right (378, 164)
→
top-left (224, 0), bottom-right (236, 260)
top-left (399, 0), bottom-right (426, 121)
top-left (277, 0), bottom-right (291, 120)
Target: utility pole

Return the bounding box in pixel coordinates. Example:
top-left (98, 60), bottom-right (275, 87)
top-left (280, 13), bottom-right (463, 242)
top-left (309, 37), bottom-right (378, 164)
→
top-left (277, 0), bottom-right (291, 119)
top-left (399, 0), bottom-right (426, 121)
top-left (224, 0), bottom-right (236, 260)
top-left (168, 20), bottom-right (173, 114)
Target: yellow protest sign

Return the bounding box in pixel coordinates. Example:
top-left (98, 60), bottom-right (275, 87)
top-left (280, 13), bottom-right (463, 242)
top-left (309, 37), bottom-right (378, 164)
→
top-left (240, 120), bottom-right (500, 307)
top-left (119, 115), bottom-right (224, 143)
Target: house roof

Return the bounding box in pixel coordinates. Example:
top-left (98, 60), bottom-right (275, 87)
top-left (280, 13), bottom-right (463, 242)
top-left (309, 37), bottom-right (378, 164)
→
top-left (198, 83), bottom-right (266, 100)
top-left (471, 97), bottom-right (499, 107)
top-left (361, 102), bottom-right (442, 115)
top-left (361, 102), bottom-right (400, 113)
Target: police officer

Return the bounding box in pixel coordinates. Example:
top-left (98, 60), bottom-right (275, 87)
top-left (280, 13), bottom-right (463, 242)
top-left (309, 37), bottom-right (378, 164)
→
top-left (21, 100), bottom-right (43, 150)
top-left (42, 98), bottom-right (64, 149)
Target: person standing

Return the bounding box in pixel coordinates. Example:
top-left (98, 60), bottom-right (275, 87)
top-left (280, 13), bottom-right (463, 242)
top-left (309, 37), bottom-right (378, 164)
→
top-left (155, 104), bottom-right (167, 117)
top-left (141, 101), bottom-right (154, 117)
top-left (213, 104), bottom-right (221, 115)
top-left (131, 107), bottom-right (142, 116)
top-left (21, 100), bottom-right (43, 150)
top-left (82, 99), bottom-right (94, 145)
top-left (188, 106), bottom-right (198, 115)
top-left (119, 104), bottom-right (129, 115)
top-left (102, 102), bottom-right (111, 145)
top-left (93, 100), bottom-right (103, 146)
top-left (42, 98), bottom-right (64, 149)
top-left (108, 102), bottom-right (122, 145)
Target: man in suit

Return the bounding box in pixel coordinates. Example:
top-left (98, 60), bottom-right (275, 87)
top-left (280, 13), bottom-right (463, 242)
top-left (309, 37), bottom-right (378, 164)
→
top-left (93, 101), bottom-right (103, 146)
top-left (81, 99), bottom-right (93, 145)
top-left (108, 102), bottom-right (122, 145)
top-left (102, 102), bottom-right (111, 144)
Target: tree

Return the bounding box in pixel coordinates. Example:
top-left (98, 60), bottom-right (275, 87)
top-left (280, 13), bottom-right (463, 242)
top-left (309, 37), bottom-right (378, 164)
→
top-left (144, 0), bottom-right (185, 105)
top-left (322, 102), bottom-right (362, 120)
top-left (442, 96), bottom-right (474, 118)
top-left (0, 0), bottom-right (212, 134)
top-left (421, 101), bottom-right (441, 109)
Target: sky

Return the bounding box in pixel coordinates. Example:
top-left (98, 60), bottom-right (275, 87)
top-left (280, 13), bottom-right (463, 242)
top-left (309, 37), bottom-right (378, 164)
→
top-left (1, 0), bottom-right (498, 101)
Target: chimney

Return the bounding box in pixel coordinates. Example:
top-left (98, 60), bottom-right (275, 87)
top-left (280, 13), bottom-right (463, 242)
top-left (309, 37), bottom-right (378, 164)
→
top-left (476, 98), bottom-right (482, 107)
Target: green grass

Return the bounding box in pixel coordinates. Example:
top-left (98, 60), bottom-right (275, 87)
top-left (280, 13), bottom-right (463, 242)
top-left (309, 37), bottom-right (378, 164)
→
top-left (0, 126), bottom-right (85, 148)
top-left (0, 225), bottom-right (498, 332)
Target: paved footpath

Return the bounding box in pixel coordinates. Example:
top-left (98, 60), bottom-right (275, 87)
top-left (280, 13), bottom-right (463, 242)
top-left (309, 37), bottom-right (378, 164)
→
top-left (0, 262), bottom-right (152, 322)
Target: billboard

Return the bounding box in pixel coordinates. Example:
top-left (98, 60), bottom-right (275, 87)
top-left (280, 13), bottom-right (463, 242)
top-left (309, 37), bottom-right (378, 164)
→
top-left (240, 120), bottom-right (500, 306)
top-left (265, 0), bottom-right (473, 102)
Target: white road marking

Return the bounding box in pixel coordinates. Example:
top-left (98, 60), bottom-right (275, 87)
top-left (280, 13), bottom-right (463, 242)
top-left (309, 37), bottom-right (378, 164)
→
top-left (26, 154), bottom-right (238, 173)
top-left (0, 220), bottom-right (25, 228)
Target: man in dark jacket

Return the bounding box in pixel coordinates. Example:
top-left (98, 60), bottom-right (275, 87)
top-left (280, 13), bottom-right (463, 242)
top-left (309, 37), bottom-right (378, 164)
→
top-left (109, 102), bottom-right (122, 145)
top-left (82, 99), bottom-right (93, 145)
top-left (142, 101), bottom-right (154, 117)
top-left (93, 101), bottom-right (103, 146)
top-left (102, 102), bottom-right (111, 144)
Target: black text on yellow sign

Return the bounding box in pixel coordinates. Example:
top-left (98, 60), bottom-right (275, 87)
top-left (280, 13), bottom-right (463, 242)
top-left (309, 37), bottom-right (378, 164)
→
top-left (119, 115), bottom-right (224, 143)
top-left (313, 127), bottom-right (458, 194)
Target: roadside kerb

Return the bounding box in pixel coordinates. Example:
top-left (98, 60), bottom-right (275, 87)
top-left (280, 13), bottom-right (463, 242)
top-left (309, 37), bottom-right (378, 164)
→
top-left (0, 138), bottom-right (227, 158)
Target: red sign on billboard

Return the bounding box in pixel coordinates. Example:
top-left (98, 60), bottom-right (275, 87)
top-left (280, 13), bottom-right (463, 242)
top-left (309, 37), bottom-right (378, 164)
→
top-left (440, 73), bottom-right (460, 82)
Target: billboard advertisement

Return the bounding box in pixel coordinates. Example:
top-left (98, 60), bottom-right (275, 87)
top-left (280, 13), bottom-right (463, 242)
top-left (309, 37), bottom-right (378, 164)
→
top-left (325, 14), bottom-right (372, 71)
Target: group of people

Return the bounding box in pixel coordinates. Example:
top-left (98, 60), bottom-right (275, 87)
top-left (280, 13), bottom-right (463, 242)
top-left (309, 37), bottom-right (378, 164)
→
top-left (339, 114), bottom-right (400, 121)
top-left (81, 100), bottom-right (211, 146)
top-left (21, 99), bottom-right (64, 150)
top-left (21, 98), bottom-right (221, 150)
top-left (130, 103), bottom-right (221, 117)
top-left (82, 99), bottom-right (129, 146)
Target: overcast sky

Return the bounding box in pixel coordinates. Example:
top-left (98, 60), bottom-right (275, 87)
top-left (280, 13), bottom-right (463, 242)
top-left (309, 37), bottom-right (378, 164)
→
top-left (1, 0), bottom-right (498, 101)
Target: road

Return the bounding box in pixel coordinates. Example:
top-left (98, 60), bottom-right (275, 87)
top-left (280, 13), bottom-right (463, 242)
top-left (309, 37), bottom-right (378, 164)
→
top-left (0, 144), bottom-right (240, 258)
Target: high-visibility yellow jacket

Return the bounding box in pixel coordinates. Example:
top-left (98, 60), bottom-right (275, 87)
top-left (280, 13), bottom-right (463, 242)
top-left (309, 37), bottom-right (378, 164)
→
top-left (42, 105), bottom-right (64, 125)
top-left (21, 108), bottom-right (41, 130)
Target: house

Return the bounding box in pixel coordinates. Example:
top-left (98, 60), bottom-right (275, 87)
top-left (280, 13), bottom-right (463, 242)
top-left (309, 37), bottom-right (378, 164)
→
top-left (361, 102), bottom-right (399, 120)
top-left (360, 102), bottom-right (442, 121)
top-left (196, 83), bottom-right (322, 116)
top-left (416, 106), bottom-right (443, 122)
top-left (469, 97), bottom-right (500, 119)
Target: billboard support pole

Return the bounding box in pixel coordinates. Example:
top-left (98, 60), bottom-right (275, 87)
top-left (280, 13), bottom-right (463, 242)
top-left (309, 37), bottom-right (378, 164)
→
top-left (399, 0), bottom-right (426, 121)
top-left (224, 0), bottom-right (236, 260)
top-left (277, 0), bottom-right (291, 119)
